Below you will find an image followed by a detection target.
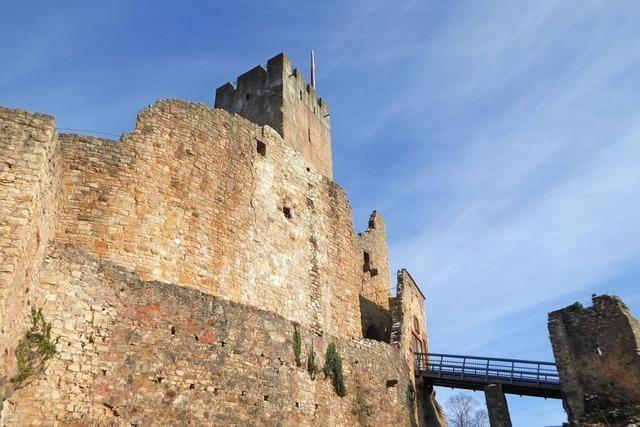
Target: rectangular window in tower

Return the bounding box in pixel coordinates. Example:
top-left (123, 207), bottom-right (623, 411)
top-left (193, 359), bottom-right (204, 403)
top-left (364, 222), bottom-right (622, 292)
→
top-left (308, 128), bottom-right (311, 143)
top-left (363, 251), bottom-right (371, 273)
top-left (256, 140), bottom-right (266, 156)
top-left (412, 334), bottom-right (423, 354)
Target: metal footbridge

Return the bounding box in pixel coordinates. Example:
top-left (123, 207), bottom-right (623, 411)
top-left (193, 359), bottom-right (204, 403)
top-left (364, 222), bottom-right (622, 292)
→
top-left (414, 353), bottom-right (561, 398)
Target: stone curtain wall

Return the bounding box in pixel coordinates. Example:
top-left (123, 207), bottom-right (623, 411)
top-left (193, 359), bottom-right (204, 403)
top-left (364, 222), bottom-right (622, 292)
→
top-left (1, 244), bottom-right (417, 426)
top-left (548, 295), bottom-right (640, 425)
top-left (356, 211), bottom-right (393, 342)
top-left (0, 97), bottom-right (444, 425)
top-left (0, 108), bottom-right (61, 380)
top-left (53, 100), bottom-right (363, 339)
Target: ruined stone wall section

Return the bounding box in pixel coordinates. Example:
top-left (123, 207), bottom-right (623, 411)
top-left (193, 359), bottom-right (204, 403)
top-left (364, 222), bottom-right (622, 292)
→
top-left (390, 269), bottom-right (429, 373)
top-left (388, 270), bottom-right (444, 426)
top-left (1, 245), bottom-right (416, 426)
top-left (357, 211), bottom-right (392, 342)
top-left (0, 107), bottom-right (61, 379)
top-left (215, 53), bottom-right (333, 179)
top-left (54, 100), bottom-right (361, 338)
top-left (548, 295), bottom-right (640, 425)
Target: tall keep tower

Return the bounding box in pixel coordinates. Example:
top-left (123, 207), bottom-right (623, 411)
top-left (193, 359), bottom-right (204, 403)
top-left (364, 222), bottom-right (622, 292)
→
top-left (215, 53), bottom-right (333, 179)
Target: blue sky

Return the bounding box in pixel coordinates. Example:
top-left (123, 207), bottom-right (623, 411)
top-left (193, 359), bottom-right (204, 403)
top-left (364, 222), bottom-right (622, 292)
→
top-left (3, 1), bottom-right (640, 425)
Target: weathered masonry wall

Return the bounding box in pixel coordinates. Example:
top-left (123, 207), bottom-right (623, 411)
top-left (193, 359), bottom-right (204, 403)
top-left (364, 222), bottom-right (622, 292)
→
top-left (0, 107), bottom-right (61, 380)
top-left (0, 84), bottom-right (445, 425)
top-left (54, 100), bottom-right (361, 338)
top-left (390, 269), bottom-right (429, 371)
top-left (1, 245), bottom-right (418, 426)
top-left (484, 384), bottom-right (512, 427)
top-left (215, 53), bottom-right (333, 179)
top-left (280, 56), bottom-right (333, 181)
top-left (548, 295), bottom-right (640, 425)
top-left (357, 211), bottom-right (392, 342)
top-left (389, 270), bottom-right (444, 426)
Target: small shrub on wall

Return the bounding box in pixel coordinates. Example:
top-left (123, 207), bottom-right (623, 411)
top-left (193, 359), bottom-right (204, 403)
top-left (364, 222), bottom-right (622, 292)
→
top-left (293, 325), bottom-right (302, 367)
top-left (324, 342), bottom-right (346, 397)
top-left (307, 345), bottom-right (320, 379)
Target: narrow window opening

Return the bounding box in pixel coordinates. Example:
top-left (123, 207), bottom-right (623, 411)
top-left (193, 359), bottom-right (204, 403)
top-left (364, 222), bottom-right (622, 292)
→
top-left (194, 334), bottom-right (199, 342)
top-left (283, 206), bottom-right (292, 219)
top-left (264, 395), bottom-right (269, 401)
top-left (170, 326), bottom-right (176, 335)
top-left (363, 252), bottom-right (371, 273)
top-left (300, 90), bottom-right (303, 100)
top-left (256, 140), bottom-right (266, 156)
top-left (412, 334), bottom-right (423, 354)
top-left (246, 93), bottom-right (250, 100)
top-left (307, 128), bottom-right (311, 143)
top-left (189, 383), bottom-right (195, 390)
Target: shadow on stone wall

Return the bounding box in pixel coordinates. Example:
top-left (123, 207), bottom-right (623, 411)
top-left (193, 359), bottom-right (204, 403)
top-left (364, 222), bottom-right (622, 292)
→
top-left (359, 296), bottom-right (391, 343)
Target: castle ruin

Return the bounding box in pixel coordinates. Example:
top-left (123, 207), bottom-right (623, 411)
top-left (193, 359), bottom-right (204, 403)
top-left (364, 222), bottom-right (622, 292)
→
top-left (549, 295), bottom-right (640, 425)
top-left (0, 53), bottom-right (447, 425)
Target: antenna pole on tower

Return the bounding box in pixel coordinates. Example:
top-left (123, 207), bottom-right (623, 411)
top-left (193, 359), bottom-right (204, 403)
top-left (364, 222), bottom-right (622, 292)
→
top-left (310, 50), bottom-right (316, 89)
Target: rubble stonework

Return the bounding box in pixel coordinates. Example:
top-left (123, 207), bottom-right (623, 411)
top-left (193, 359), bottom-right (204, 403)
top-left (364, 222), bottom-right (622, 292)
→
top-left (548, 295), bottom-right (640, 426)
top-left (1, 244), bottom-right (419, 425)
top-left (484, 384), bottom-right (512, 427)
top-left (0, 108), bottom-right (61, 381)
top-left (54, 100), bottom-right (361, 339)
top-left (390, 269), bottom-right (429, 370)
top-left (357, 211), bottom-right (393, 342)
top-left (389, 270), bottom-right (447, 426)
top-left (0, 53), bottom-right (446, 425)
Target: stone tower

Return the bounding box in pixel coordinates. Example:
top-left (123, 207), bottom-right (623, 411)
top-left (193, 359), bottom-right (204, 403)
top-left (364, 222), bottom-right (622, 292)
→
top-left (215, 53), bottom-right (333, 179)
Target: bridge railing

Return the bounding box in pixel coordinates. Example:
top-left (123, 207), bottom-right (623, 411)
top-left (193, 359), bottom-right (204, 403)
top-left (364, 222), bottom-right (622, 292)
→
top-left (414, 352), bottom-right (559, 386)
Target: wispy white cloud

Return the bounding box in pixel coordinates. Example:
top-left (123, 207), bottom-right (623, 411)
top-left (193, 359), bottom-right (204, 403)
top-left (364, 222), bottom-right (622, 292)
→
top-left (321, 2), bottom-right (640, 424)
top-left (3, 1), bottom-right (639, 424)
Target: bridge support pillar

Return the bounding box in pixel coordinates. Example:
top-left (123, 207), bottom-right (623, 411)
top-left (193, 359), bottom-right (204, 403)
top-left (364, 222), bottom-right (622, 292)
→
top-left (484, 384), bottom-right (512, 427)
